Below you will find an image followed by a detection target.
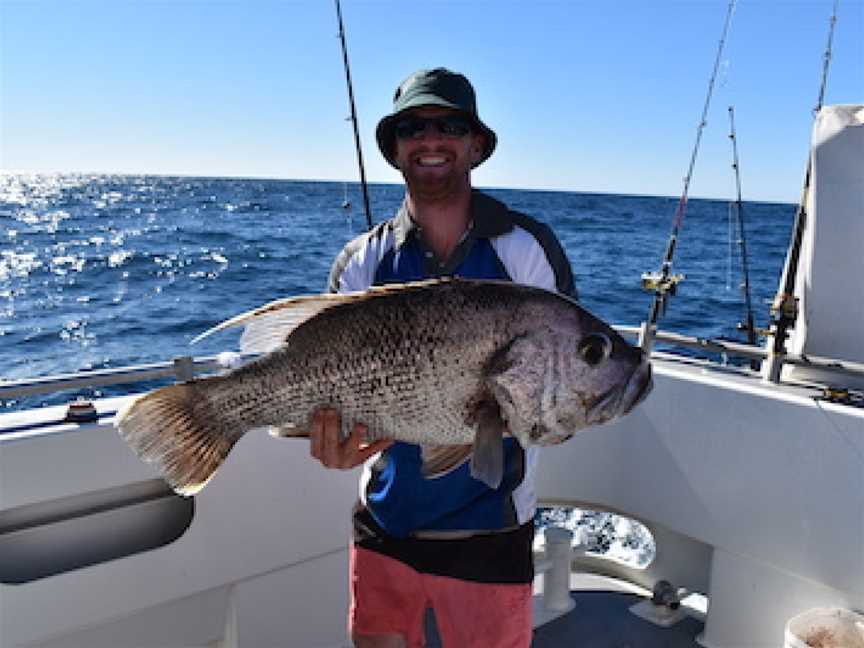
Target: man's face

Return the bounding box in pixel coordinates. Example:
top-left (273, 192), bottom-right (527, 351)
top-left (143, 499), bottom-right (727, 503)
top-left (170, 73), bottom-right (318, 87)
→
top-left (392, 107), bottom-right (486, 201)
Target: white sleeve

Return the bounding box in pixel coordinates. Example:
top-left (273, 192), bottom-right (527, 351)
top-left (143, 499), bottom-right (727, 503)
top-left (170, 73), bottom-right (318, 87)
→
top-left (329, 227), bottom-right (396, 294)
top-left (490, 227), bottom-right (558, 292)
top-left (336, 255), bottom-right (376, 293)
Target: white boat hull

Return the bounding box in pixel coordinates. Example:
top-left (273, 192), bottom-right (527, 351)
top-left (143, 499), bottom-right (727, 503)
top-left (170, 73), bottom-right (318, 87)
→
top-left (2, 354), bottom-right (861, 647)
top-left (536, 355), bottom-right (864, 647)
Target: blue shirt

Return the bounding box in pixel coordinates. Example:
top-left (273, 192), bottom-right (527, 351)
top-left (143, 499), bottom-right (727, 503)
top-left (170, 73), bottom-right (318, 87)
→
top-left (328, 190), bottom-right (575, 538)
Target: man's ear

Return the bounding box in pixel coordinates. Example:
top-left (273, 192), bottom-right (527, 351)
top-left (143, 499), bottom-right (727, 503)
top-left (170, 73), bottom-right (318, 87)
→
top-left (470, 134), bottom-right (486, 163)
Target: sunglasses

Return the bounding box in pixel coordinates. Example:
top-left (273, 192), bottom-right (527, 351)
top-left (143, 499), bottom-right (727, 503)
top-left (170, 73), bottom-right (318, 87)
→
top-left (393, 115), bottom-right (475, 140)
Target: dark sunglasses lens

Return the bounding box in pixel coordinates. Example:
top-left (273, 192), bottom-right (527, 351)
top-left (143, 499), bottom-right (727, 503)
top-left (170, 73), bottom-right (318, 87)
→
top-left (394, 118), bottom-right (426, 139)
top-left (438, 116), bottom-right (473, 137)
top-left (393, 115), bottom-right (474, 139)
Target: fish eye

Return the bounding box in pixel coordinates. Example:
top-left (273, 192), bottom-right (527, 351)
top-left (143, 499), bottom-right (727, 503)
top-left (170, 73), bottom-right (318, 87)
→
top-left (577, 333), bottom-right (613, 367)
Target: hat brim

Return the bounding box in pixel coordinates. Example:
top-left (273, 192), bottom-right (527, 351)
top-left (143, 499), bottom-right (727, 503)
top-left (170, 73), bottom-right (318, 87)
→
top-left (376, 105), bottom-right (497, 170)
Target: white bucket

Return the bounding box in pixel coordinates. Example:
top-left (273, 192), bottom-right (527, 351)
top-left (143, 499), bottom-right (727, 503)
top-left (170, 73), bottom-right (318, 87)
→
top-left (784, 607), bottom-right (864, 648)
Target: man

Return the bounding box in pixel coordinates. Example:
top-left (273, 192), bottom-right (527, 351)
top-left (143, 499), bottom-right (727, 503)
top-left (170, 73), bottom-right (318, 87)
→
top-left (311, 68), bottom-right (575, 648)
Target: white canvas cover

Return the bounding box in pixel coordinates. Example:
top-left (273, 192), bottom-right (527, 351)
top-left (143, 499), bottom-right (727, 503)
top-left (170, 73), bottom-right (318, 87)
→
top-left (784, 105), bottom-right (864, 387)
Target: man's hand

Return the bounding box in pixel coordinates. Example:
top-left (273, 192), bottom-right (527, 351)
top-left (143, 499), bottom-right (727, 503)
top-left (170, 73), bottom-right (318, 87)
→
top-left (309, 407), bottom-right (394, 469)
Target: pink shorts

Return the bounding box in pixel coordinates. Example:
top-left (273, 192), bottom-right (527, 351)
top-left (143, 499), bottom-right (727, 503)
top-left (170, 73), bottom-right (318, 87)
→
top-left (349, 545), bottom-right (533, 648)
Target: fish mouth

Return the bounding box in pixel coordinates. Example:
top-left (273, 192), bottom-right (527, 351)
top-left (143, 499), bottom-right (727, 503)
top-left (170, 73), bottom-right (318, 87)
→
top-left (586, 359), bottom-right (653, 423)
top-left (621, 358), bottom-right (653, 414)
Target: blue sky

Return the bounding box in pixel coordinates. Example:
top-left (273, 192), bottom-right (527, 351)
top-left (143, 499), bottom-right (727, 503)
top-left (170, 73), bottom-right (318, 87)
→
top-left (1, 0), bottom-right (861, 203)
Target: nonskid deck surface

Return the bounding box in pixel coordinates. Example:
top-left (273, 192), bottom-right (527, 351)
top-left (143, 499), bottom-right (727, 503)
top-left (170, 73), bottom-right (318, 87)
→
top-left (424, 587), bottom-right (704, 647)
top-left (529, 591), bottom-right (703, 647)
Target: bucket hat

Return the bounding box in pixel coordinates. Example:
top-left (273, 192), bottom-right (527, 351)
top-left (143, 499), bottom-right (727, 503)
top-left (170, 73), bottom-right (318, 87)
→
top-left (376, 68), bottom-right (497, 169)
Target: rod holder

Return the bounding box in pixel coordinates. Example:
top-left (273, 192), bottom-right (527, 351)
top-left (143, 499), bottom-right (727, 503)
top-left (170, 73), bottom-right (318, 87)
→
top-left (173, 356), bottom-right (196, 383)
top-left (542, 526), bottom-right (575, 613)
top-left (638, 321), bottom-right (657, 355)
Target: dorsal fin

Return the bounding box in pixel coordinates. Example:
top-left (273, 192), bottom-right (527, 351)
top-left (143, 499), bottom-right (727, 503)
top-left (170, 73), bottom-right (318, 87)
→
top-left (191, 278), bottom-right (450, 354)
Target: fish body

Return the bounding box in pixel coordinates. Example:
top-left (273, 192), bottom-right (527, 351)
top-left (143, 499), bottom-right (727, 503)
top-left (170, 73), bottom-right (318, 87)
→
top-left (117, 278), bottom-right (652, 495)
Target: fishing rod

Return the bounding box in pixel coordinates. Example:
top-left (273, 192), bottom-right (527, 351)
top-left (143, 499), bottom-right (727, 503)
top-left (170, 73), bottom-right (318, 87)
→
top-left (763, 0), bottom-right (839, 383)
top-left (727, 106), bottom-right (760, 372)
top-left (726, 106), bottom-right (756, 349)
top-left (639, 0), bottom-right (737, 353)
top-left (334, 0), bottom-right (373, 231)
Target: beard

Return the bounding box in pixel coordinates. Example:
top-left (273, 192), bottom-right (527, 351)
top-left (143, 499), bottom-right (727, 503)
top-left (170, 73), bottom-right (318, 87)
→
top-left (401, 162), bottom-right (471, 203)
top-left (405, 171), bottom-right (461, 202)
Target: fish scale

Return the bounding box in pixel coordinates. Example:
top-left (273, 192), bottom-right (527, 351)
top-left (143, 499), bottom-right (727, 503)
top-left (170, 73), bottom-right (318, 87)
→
top-left (116, 278), bottom-right (652, 495)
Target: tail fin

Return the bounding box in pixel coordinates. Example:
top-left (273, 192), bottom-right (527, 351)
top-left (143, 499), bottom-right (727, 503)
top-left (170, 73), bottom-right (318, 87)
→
top-left (116, 381), bottom-right (239, 496)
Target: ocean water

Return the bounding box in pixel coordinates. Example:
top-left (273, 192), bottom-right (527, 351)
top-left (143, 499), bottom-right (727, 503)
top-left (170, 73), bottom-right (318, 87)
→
top-left (1, 173), bottom-right (794, 409)
top-left (0, 173), bottom-right (795, 564)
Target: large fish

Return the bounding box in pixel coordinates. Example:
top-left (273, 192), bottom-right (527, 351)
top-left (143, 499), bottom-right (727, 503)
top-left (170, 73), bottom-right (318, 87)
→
top-left (116, 278), bottom-right (652, 496)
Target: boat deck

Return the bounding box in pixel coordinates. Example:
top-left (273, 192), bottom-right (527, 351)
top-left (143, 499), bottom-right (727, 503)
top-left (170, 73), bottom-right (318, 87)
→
top-left (529, 590), bottom-right (704, 647)
top-left (424, 574), bottom-right (705, 647)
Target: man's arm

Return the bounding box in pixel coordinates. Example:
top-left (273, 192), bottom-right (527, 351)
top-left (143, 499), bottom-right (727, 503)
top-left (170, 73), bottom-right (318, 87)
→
top-left (491, 217), bottom-right (577, 297)
top-left (327, 224), bottom-right (391, 293)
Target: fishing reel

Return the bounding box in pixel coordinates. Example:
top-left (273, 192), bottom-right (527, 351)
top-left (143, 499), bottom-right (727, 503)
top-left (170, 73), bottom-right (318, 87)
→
top-left (770, 292), bottom-right (799, 325)
top-left (640, 271), bottom-right (685, 296)
top-left (641, 271), bottom-right (685, 317)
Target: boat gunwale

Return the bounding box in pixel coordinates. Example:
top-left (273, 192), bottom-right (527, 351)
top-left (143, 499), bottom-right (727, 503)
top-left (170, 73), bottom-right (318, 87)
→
top-left (2, 326), bottom-right (863, 402)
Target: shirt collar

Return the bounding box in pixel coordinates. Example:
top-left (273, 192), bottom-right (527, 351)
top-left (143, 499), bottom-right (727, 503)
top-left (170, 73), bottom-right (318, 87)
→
top-left (391, 190), bottom-right (514, 249)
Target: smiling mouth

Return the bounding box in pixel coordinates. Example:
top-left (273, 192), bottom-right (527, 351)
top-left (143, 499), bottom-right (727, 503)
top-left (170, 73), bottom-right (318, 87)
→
top-left (416, 155), bottom-right (448, 167)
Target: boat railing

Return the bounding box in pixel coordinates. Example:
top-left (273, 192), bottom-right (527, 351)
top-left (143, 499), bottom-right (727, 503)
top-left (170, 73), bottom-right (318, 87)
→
top-left (1, 329), bottom-right (863, 404)
top-left (0, 353), bottom-right (255, 401)
top-left (616, 326), bottom-right (864, 382)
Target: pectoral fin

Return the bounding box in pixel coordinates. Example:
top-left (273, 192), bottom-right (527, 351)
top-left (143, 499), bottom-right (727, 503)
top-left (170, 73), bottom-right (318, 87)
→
top-left (421, 444), bottom-right (473, 478)
top-left (469, 402), bottom-right (505, 489)
top-left (269, 424), bottom-right (306, 438)
top-left (484, 332), bottom-right (546, 449)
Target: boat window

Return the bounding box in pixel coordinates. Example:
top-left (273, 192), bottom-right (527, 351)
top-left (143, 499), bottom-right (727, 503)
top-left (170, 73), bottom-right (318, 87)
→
top-left (535, 506), bottom-right (655, 569)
